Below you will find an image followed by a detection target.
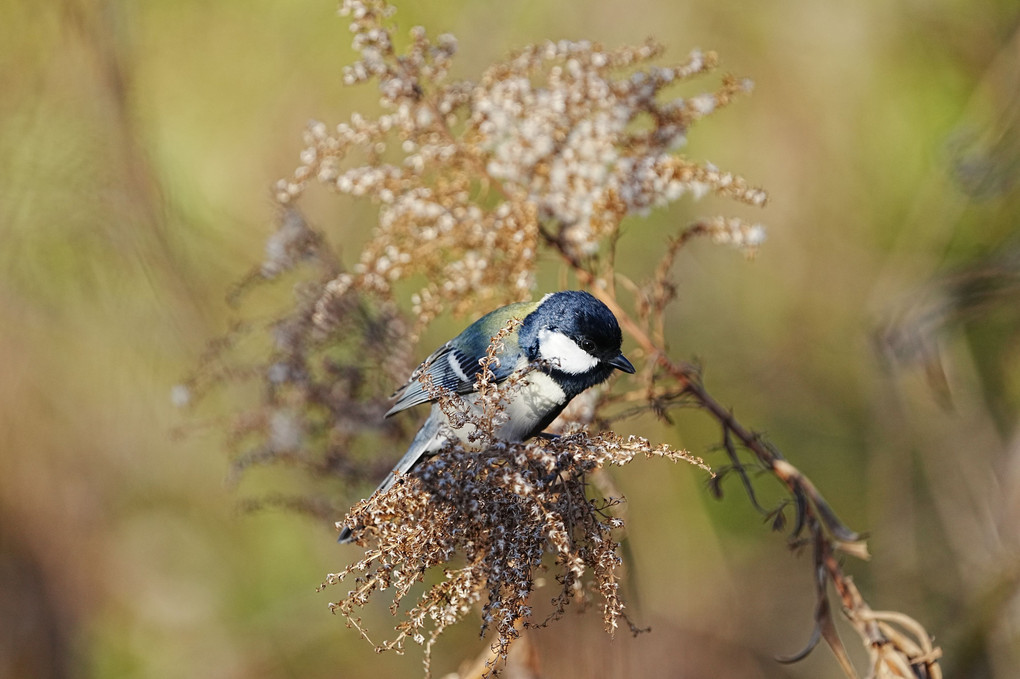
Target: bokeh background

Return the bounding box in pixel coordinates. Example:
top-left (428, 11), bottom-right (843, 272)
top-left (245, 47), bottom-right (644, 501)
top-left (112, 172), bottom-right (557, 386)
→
top-left (3, 0), bottom-right (1019, 677)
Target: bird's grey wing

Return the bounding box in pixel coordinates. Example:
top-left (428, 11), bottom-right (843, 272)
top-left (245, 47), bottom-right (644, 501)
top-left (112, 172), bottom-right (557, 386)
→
top-left (386, 315), bottom-right (527, 417)
top-left (384, 342), bottom-right (473, 415)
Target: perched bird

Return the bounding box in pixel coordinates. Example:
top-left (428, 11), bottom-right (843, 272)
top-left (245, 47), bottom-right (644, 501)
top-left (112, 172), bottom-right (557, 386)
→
top-left (338, 290), bottom-right (635, 543)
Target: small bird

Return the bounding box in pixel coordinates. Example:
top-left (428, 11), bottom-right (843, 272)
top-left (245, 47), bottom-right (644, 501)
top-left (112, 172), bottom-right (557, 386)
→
top-left (338, 290), bottom-right (635, 543)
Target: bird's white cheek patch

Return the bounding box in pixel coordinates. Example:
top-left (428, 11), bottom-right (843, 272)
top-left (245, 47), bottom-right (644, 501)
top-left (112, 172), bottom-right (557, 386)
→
top-left (538, 328), bottom-right (599, 374)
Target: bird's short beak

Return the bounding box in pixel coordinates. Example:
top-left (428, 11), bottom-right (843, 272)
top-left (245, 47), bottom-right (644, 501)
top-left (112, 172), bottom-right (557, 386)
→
top-left (607, 353), bottom-right (636, 374)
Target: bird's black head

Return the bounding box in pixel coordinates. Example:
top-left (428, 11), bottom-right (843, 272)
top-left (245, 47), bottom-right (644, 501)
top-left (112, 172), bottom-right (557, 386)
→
top-left (519, 290), bottom-right (635, 393)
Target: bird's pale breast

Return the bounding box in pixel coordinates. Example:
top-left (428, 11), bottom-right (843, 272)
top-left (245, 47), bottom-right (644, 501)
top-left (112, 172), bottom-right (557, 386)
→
top-left (435, 370), bottom-right (567, 447)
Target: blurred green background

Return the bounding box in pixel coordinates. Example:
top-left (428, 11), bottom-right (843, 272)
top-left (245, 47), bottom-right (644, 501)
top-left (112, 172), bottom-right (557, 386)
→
top-left (3, 0), bottom-right (1019, 677)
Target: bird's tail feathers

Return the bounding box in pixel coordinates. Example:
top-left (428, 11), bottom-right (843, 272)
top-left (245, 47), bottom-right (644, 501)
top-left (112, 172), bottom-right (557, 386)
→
top-left (337, 413), bottom-right (444, 543)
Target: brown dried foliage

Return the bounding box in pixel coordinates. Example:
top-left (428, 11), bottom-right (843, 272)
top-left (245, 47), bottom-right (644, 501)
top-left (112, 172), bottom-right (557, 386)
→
top-left (326, 430), bottom-right (704, 674)
top-left (188, 1), bottom-right (944, 677)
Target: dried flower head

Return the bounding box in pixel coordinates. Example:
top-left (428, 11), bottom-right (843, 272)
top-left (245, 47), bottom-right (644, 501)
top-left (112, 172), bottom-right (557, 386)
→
top-left (272, 0), bottom-right (766, 335)
top-left (326, 423), bottom-right (708, 676)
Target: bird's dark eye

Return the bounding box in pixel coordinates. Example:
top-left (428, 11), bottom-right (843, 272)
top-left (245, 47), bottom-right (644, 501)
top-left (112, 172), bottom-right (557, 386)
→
top-left (580, 338), bottom-right (596, 353)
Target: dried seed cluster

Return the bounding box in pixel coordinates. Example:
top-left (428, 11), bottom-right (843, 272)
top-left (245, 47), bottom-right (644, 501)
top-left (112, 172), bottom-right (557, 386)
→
top-left (270, 0), bottom-right (766, 333)
top-left (326, 428), bottom-right (709, 675)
